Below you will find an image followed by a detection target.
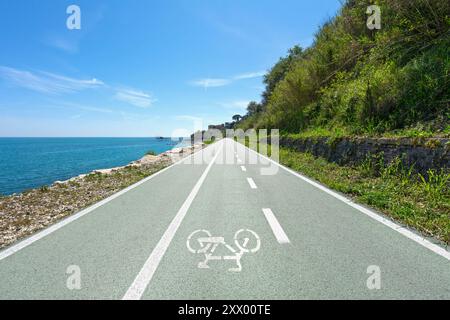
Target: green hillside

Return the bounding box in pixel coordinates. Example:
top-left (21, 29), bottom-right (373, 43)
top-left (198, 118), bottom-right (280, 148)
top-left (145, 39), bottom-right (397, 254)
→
top-left (237, 0), bottom-right (450, 137)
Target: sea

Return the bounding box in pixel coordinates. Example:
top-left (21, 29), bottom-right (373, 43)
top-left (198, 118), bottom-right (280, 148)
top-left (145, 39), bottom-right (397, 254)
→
top-left (0, 137), bottom-right (188, 196)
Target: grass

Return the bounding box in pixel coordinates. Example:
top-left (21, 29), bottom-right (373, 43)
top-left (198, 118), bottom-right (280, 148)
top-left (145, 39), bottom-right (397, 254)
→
top-left (204, 137), bottom-right (221, 145)
top-left (146, 150), bottom-right (157, 156)
top-left (284, 124), bottom-right (450, 140)
top-left (247, 141), bottom-right (450, 245)
top-left (285, 127), bottom-right (350, 140)
top-left (39, 185), bottom-right (50, 192)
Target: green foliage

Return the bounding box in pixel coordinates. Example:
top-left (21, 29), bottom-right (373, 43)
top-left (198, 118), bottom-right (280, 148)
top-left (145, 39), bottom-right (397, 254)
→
top-left (85, 172), bottom-right (104, 182)
top-left (146, 150), bottom-right (157, 156)
top-left (419, 169), bottom-right (450, 203)
top-left (246, 101), bottom-right (263, 117)
top-left (39, 185), bottom-right (50, 192)
top-left (262, 45), bottom-right (304, 106)
top-left (232, 114), bottom-right (242, 122)
top-left (239, 0), bottom-right (450, 136)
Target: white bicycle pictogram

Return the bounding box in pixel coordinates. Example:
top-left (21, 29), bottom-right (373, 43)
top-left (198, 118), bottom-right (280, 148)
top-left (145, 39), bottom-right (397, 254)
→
top-left (187, 229), bottom-right (261, 272)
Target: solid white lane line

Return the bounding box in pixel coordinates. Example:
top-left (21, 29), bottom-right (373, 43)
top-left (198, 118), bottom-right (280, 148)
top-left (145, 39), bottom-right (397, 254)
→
top-left (122, 142), bottom-right (222, 300)
top-left (238, 139), bottom-right (450, 261)
top-left (247, 178), bottom-right (257, 189)
top-left (241, 166), bottom-right (247, 172)
top-left (0, 144), bottom-right (214, 262)
top-left (262, 208), bottom-right (290, 244)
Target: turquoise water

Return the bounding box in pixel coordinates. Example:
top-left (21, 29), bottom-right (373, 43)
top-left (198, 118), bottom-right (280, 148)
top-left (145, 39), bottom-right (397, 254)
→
top-left (0, 137), bottom-right (187, 196)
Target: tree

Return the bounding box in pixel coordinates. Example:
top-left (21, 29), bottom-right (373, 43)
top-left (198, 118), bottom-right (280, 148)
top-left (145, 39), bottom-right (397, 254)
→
top-left (232, 114), bottom-right (242, 122)
top-left (246, 101), bottom-right (263, 116)
top-left (262, 45), bottom-right (304, 106)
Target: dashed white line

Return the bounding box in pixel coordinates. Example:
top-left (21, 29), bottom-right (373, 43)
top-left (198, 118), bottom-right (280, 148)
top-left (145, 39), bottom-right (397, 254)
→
top-left (262, 208), bottom-right (290, 244)
top-left (122, 142), bottom-right (222, 300)
top-left (241, 166), bottom-right (247, 172)
top-left (247, 178), bottom-right (257, 189)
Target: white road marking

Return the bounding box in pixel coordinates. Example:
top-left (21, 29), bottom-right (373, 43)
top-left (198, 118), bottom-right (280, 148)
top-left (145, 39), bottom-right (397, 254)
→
top-left (0, 144), bottom-right (213, 262)
top-left (123, 142), bottom-right (222, 300)
top-left (186, 229), bottom-right (261, 272)
top-left (241, 166), bottom-right (247, 172)
top-left (238, 139), bottom-right (450, 261)
top-left (262, 209), bottom-right (290, 244)
top-left (247, 178), bottom-right (257, 189)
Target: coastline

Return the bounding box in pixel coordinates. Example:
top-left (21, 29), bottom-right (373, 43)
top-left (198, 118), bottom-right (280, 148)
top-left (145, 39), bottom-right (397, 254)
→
top-left (0, 137), bottom-right (189, 196)
top-left (0, 143), bottom-right (205, 250)
top-left (53, 143), bottom-right (198, 184)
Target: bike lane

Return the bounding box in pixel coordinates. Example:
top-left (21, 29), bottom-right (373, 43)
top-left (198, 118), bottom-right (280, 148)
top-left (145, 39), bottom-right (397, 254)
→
top-left (140, 139), bottom-right (289, 299)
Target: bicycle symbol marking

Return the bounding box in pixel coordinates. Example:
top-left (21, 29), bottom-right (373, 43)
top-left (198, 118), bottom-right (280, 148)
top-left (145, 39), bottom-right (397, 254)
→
top-left (186, 229), bottom-right (261, 272)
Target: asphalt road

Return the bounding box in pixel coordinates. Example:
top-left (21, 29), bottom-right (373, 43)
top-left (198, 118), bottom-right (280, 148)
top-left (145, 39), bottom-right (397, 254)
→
top-left (0, 138), bottom-right (449, 300)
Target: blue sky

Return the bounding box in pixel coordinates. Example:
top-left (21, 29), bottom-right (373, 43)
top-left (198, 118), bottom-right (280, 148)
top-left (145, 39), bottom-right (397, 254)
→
top-left (0, 0), bottom-right (341, 137)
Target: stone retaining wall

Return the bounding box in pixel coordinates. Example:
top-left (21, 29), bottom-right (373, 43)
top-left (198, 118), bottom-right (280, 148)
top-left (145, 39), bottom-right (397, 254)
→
top-left (279, 136), bottom-right (450, 174)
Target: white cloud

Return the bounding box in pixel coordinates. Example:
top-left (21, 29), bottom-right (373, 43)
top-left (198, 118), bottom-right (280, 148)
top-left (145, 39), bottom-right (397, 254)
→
top-left (189, 78), bottom-right (231, 89)
top-left (0, 66), bottom-right (103, 94)
top-left (233, 71), bottom-right (266, 80)
top-left (114, 88), bottom-right (156, 108)
top-left (189, 70), bottom-right (265, 89)
top-left (0, 66), bottom-right (157, 109)
top-left (219, 100), bottom-right (250, 111)
top-left (41, 71), bottom-right (104, 90)
top-left (175, 115), bottom-right (204, 122)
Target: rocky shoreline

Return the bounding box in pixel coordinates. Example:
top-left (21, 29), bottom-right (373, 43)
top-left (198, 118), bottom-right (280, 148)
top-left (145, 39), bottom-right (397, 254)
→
top-left (0, 143), bottom-right (204, 249)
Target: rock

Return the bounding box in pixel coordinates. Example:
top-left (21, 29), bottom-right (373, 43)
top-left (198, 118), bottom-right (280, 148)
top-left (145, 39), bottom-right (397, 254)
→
top-left (279, 136), bottom-right (449, 175)
top-left (93, 166), bottom-right (123, 174)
